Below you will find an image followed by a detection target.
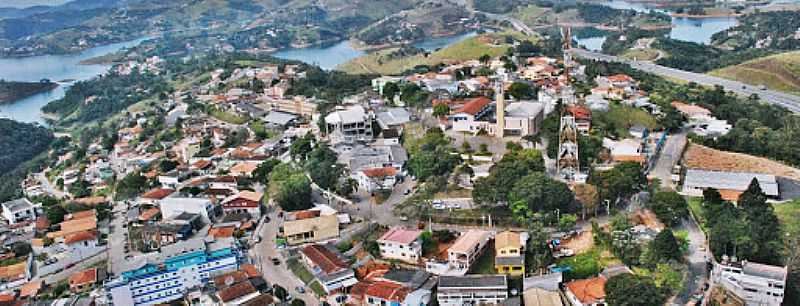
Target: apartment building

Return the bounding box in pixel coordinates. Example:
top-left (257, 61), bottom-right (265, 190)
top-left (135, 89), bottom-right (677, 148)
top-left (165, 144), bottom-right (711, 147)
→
top-left (711, 258), bottom-right (787, 306)
top-left (377, 227), bottom-right (423, 264)
top-left (437, 275), bottom-right (508, 306)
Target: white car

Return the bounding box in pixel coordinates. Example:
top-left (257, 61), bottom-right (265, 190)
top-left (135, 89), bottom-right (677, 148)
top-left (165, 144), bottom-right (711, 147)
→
top-left (446, 202), bottom-right (461, 209)
top-left (432, 200), bottom-right (446, 210)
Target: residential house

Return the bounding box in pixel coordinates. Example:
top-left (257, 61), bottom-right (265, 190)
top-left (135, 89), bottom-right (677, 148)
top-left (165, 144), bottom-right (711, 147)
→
top-left (1, 198), bottom-right (37, 225)
top-left (450, 97), bottom-right (493, 133)
top-left (437, 275), bottom-right (508, 306)
top-left (377, 227), bottom-right (423, 264)
top-left (494, 231), bottom-right (525, 276)
top-left (300, 244), bottom-right (358, 294)
top-left (64, 230), bottom-right (100, 258)
top-left (217, 281), bottom-right (261, 306)
top-left (356, 167), bottom-right (398, 193)
top-left (69, 268), bottom-right (97, 293)
top-left (711, 258), bottom-right (787, 306)
top-left (0, 260), bottom-right (29, 291)
top-left (376, 108), bottom-right (412, 134)
top-left (522, 273), bottom-right (563, 306)
top-left (602, 138), bottom-right (646, 166)
top-left (566, 105), bottom-right (592, 134)
top-left (325, 105), bottom-right (373, 144)
top-left (364, 281), bottom-right (411, 306)
top-left (230, 162), bottom-right (259, 178)
top-left (221, 191), bottom-right (263, 219)
top-left (565, 276), bottom-right (606, 306)
top-left (282, 210), bottom-right (340, 245)
top-left (426, 230), bottom-right (491, 276)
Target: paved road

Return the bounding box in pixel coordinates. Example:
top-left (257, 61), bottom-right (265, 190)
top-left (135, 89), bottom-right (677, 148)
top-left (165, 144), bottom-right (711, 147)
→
top-left (674, 218), bottom-right (710, 305)
top-left (107, 201), bottom-right (130, 275)
top-left (35, 172), bottom-right (66, 199)
top-left (569, 49), bottom-right (800, 113)
top-left (649, 129), bottom-right (688, 189)
top-left (253, 212), bottom-right (319, 305)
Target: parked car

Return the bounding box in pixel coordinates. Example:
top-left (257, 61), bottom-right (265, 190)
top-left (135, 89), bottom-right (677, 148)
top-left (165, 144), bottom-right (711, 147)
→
top-left (295, 286), bottom-right (305, 294)
top-left (271, 257), bottom-right (281, 265)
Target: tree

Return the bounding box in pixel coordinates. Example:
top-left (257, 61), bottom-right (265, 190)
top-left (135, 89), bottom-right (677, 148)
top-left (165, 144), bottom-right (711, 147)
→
top-left (291, 300), bottom-right (306, 306)
top-left (507, 82), bottom-right (536, 100)
top-left (289, 134), bottom-right (313, 160)
top-left (275, 174), bottom-right (312, 211)
top-left (432, 103), bottom-right (450, 117)
top-left (335, 178), bottom-right (358, 199)
top-left (473, 149), bottom-right (545, 206)
top-left (605, 274), bottom-right (665, 306)
top-left (158, 159), bottom-right (178, 173)
top-left (115, 172), bottom-right (148, 200)
top-left (574, 183), bottom-right (599, 219)
top-left (558, 214), bottom-right (578, 232)
top-left (382, 82), bottom-right (400, 101)
top-left (479, 54), bottom-right (491, 65)
top-left (648, 191), bottom-right (688, 226)
top-left (253, 159), bottom-right (281, 183)
top-left (509, 173), bottom-right (576, 221)
top-left (650, 229), bottom-right (682, 263)
top-left (306, 143), bottom-right (344, 190)
top-left (738, 179), bottom-right (783, 264)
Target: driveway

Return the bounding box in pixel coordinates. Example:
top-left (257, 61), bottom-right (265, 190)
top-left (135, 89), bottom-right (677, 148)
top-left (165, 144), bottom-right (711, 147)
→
top-left (674, 218), bottom-right (710, 305)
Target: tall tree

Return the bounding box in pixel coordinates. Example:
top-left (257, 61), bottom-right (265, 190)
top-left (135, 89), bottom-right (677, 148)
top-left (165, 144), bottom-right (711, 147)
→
top-left (574, 183), bottom-right (600, 219)
top-left (738, 179), bottom-right (783, 264)
top-left (648, 191), bottom-right (688, 226)
top-left (650, 229), bottom-right (682, 263)
top-left (605, 274), bottom-right (666, 306)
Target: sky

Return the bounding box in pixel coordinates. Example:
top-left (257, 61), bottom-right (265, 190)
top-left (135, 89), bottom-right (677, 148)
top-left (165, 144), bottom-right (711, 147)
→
top-left (0, 0), bottom-right (70, 8)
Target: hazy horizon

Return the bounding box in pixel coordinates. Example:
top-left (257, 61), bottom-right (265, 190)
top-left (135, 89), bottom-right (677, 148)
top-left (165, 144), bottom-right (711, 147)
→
top-left (0, 0), bottom-right (70, 9)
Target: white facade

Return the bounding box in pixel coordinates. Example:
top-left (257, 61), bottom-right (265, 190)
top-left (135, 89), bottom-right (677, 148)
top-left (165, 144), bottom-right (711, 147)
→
top-left (325, 105), bottom-right (373, 144)
top-left (712, 260), bottom-right (787, 306)
top-left (437, 275), bottom-right (508, 306)
top-left (1, 198), bottom-right (37, 225)
top-left (377, 229), bottom-right (422, 264)
top-left (159, 197), bottom-right (214, 223)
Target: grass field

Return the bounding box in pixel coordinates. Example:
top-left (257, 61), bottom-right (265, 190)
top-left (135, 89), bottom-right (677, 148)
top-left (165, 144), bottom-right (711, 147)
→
top-left (208, 107), bottom-right (248, 124)
top-left (337, 32), bottom-right (532, 75)
top-left (558, 247), bottom-right (622, 280)
top-left (774, 200), bottom-right (800, 236)
top-left (709, 51), bottom-right (800, 94)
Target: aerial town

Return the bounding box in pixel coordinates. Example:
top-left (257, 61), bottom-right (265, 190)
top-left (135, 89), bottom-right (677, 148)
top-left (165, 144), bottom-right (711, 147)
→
top-left (0, 1), bottom-right (799, 306)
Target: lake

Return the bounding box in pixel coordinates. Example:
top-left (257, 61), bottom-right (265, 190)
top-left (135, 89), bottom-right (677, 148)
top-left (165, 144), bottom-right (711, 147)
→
top-left (0, 38), bottom-right (148, 124)
top-left (575, 0), bottom-right (738, 48)
top-left (273, 32), bottom-right (477, 70)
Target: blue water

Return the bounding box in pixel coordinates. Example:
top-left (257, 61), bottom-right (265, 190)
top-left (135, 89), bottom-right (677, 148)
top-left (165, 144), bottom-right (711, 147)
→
top-left (576, 0), bottom-right (739, 46)
top-left (0, 38), bottom-right (149, 124)
top-left (273, 32), bottom-right (477, 70)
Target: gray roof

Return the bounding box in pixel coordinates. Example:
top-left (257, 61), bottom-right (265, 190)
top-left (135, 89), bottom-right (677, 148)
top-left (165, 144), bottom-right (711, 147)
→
top-left (684, 169), bottom-right (779, 196)
top-left (376, 108), bottom-right (411, 129)
top-left (263, 111), bottom-right (298, 126)
top-left (382, 269), bottom-right (431, 289)
top-left (495, 256), bottom-right (525, 266)
top-left (1, 198), bottom-right (33, 213)
top-left (438, 275), bottom-right (507, 289)
top-left (236, 102), bottom-right (267, 117)
top-left (523, 272), bottom-right (562, 292)
top-left (347, 145), bottom-right (407, 171)
top-left (742, 262), bottom-right (788, 281)
top-left (505, 102), bottom-right (544, 118)
top-left (600, 265), bottom-right (633, 279)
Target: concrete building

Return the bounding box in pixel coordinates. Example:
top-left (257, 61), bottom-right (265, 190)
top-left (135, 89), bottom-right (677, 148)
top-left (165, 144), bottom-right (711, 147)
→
top-left (159, 197), bottom-right (217, 224)
top-left (282, 210), bottom-right (340, 245)
top-left (300, 244), bottom-right (358, 294)
top-left (105, 238), bottom-right (241, 306)
top-left (436, 275), bottom-right (508, 306)
top-left (1, 198), bottom-right (37, 225)
top-left (220, 191), bottom-right (262, 219)
top-left (325, 105), bottom-right (373, 144)
top-left (426, 230), bottom-right (491, 276)
top-left (377, 227), bottom-right (423, 264)
top-left (711, 258), bottom-right (787, 306)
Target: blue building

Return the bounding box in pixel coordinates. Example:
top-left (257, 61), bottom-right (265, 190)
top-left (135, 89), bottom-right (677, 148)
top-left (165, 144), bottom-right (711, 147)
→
top-left (106, 237), bottom-right (241, 305)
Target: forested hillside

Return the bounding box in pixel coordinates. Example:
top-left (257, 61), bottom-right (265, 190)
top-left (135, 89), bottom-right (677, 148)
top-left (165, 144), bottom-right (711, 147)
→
top-left (0, 119), bottom-right (52, 174)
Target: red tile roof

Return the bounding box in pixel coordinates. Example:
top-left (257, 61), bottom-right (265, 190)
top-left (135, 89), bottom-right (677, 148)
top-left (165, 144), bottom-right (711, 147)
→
top-left (607, 74), bottom-right (634, 83)
top-left (455, 97), bottom-right (491, 116)
top-left (566, 276), bottom-right (606, 304)
top-left (138, 207), bottom-right (161, 221)
top-left (64, 230), bottom-right (97, 244)
top-left (566, 105), bottom-right (592, 120)
top-left (301, 244), bottom-right (349, 274)
top-left (241, 264), bottom-right (261, 278)
top-left (69, 268), bottom-right (97, 287)
top-left (209, 226), bottom-right (236, 239)
top-left (141, 188), bottom-right (174, 200)
top-left (213, 271), bottom-right (249, 287)
top-left (378, 227), bottom-right (422, 244)
top-left (362, 167), bottom-right (398, 178)
top-left (217, 281), bottom-right (257, 302)
top-left (365, 281), bottom-right (410, 302)
top-left (292, 210), bottom-right (321, 220)
top-left (192, 159), bottom-right (213, 170)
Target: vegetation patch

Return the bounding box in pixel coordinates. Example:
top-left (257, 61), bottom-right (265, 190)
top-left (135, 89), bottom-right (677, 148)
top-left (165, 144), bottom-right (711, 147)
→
top-left (709, 51), bottom-right (800, 94)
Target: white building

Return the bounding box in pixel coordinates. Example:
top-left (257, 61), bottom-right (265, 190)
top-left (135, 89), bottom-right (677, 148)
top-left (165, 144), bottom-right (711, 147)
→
top-left (711, 258), bottom-right (787, 306)
top-left (159, 197), bottom-right (217, 223)
top-left (105, 238), bottom-right (240, 306)
top-left (325, 105), bottom-right (373, 144)
top-left (426, 230), bottom-right (491, 276)
top-left (377, 227), bottom-right (423, 264)
top-left (1, 198), bottom-right (37, 225)
top-left (300, 244), bottom-right (358, 294)
top-left (437, 275), bottom-right (508, 306)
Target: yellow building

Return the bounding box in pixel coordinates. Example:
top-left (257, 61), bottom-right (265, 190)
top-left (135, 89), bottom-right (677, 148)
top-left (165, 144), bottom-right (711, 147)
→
top-left (495, 231), bottom-right (525, 276)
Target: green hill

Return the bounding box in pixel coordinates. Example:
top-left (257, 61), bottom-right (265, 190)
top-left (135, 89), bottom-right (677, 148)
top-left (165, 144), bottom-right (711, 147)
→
top-left (708, 51), bottom-right (800, 94)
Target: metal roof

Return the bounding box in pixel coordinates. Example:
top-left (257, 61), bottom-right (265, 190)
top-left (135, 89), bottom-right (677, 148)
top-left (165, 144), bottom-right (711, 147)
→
top-left (684, 169), bottom-right (779, 196)
top-left (438, 275), bottom-right (507, 289)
